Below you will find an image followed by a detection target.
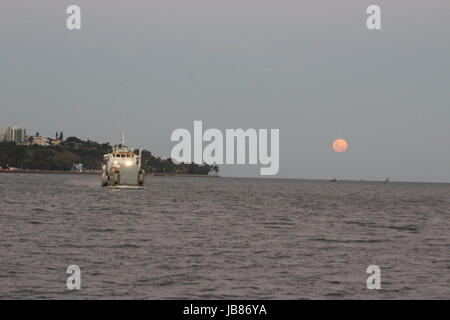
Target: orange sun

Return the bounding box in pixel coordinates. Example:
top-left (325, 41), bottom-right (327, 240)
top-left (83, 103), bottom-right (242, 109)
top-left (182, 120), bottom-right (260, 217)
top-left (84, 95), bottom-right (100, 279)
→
top-left (332, 139), bottom-right (349, 153)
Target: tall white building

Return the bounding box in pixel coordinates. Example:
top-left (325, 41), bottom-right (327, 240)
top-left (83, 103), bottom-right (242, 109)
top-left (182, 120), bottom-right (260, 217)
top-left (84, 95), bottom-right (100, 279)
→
top-left (4, 126), bottom-right (27, 143)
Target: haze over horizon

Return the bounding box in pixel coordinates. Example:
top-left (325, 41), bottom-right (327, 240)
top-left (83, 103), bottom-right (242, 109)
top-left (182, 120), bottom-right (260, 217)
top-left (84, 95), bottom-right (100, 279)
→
top-left (1, 0), bottom-right (449, 182)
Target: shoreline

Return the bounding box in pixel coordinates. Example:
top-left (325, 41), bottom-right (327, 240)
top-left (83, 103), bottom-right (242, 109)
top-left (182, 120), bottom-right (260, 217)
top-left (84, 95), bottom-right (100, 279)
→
top-left (1, 170), bottom-right (448, 184)
top-left (0, 170), bottom-right (218, 177)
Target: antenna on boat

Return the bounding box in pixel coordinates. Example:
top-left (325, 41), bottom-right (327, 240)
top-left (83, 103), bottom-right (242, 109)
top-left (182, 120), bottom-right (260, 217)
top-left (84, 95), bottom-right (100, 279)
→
top-left (121, 129), bottom-right (126, 146)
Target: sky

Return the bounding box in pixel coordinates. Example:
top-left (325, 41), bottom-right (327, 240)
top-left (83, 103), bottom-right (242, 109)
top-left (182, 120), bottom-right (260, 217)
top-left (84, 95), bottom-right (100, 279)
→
top-left (1, 0), bottom-right (449, 182)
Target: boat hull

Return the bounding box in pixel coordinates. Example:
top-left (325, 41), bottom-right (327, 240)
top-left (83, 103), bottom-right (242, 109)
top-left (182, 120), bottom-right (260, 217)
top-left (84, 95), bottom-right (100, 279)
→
top-left (101, 167), bottom-right (144, 187)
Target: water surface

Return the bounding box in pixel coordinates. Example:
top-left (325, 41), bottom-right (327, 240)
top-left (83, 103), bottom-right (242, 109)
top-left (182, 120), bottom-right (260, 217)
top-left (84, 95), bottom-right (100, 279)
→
top-left (0, 174), bottom-right (449, 299)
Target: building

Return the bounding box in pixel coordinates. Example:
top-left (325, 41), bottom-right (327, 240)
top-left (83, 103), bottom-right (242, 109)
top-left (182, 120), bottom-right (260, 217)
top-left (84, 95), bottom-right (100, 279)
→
top-left (0, 130), bottom-right (4, 142)
top-left (4, 126), bottom-right (27, 143)
top-left (50, 139), bottom-right (61, 146)
top-left (30, 135), bottom-right (50, 146)
top-left (71, 163), bottom-right (83, 172)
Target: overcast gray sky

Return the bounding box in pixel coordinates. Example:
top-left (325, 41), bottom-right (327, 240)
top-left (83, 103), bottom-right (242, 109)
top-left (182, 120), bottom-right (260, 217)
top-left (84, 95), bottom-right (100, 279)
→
top-left (1, 0), bottom-right (449, 181)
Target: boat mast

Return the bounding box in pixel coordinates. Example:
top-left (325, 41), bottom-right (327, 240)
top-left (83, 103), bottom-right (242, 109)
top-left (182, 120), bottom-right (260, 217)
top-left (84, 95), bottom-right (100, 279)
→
top-left (121, 129), bottom-right (126, 147)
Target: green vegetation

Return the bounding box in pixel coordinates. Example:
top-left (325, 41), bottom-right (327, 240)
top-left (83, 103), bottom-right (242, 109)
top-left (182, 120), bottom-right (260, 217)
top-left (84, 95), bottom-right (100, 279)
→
top-left (0, 138), bottom-right (218, 175)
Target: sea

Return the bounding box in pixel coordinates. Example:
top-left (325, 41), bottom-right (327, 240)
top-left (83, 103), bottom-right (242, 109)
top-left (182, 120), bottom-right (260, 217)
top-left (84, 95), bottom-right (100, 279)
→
top-left (0, 173), bottom-right (449, 299)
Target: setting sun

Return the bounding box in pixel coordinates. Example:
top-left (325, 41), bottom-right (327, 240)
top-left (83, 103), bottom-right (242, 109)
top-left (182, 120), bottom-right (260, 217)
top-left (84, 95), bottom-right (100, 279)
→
top-left (332, 139), bottom-right (349, 153)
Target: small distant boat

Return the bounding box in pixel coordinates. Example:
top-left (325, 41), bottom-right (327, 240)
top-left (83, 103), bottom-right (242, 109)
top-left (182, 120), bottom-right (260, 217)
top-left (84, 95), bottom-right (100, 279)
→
top-left (384, 177), bottom-right (390, 184)
top-left (101, 130), bottom-right (145, 188)
top-left (329, 177), bottom-right (337, 182)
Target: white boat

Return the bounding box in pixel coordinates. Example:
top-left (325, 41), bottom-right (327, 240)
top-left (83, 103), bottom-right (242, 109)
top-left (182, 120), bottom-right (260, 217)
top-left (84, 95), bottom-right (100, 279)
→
top-left (101, 130), bottom-right (145, 188)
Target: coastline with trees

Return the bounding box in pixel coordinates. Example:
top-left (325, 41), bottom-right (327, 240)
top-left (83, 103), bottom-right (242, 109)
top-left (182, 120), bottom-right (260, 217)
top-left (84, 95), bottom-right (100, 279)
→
top-left (0, 136), bottom-right (219, 176)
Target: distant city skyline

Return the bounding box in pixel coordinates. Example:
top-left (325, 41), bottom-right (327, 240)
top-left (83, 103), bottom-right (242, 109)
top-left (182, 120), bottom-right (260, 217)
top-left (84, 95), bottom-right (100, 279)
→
top-left (0, 126), bottom-right (27, 143)
top-left (1, 0), bottom-right (450, 182)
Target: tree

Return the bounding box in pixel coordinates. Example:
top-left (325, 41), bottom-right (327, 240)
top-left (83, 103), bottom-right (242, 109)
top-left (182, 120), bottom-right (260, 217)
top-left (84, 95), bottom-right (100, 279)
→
top-left (56, 131), bottom-right (59, 139)
top-left (66, 137), bottom-right (83, 143)
top-left (65, 137), bottom-right (82, 144)
top-left (59, 131), bottom-right (64, 141)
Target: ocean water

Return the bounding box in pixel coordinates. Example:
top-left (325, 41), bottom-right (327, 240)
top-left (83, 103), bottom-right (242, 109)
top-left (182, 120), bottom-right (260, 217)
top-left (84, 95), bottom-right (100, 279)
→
top-left (0, 173), bottom-right (449, 299)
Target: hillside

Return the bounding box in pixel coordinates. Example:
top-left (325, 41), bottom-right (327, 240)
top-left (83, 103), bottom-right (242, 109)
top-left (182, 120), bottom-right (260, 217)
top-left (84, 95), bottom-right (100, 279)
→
top-left (0, 137), bottom-right (218, 175)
